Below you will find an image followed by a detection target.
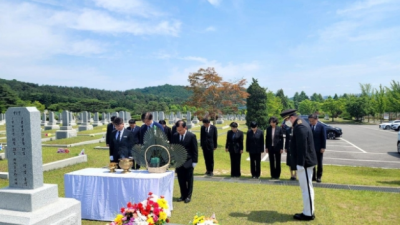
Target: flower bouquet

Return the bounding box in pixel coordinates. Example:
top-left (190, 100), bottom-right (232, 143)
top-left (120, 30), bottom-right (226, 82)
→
top-left (191, 213), bottom-right (219, 225)
top-left (108, 192), bottom-right (171, 225)
top-left (57, 148), bottom-right (69, 153)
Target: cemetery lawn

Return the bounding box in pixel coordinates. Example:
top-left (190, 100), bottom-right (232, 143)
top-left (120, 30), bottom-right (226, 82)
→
top-left (45, 135), bottom-right (103, 144)
top-left (78, 125), bottom-right (107, 134)
top-left (0, 125), bottom-right (4, 131)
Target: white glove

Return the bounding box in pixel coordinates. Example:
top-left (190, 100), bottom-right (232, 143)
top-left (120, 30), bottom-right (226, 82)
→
top-left (109, 155), bottom-right (114, 161)
top-left (192, 163), bottom-right (197, 168)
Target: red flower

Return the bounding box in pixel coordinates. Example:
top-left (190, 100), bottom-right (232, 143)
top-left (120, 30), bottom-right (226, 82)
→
top-left (127, 202), bottom-right (132, 208)
top-left (166, 219), bottom-right (170, 223)
top-left (160, 195), bottom-right (164, 199)
top-left (149, 192), bottom-right (153, 196)
top-left (120, 207), bottom-right (125, 213)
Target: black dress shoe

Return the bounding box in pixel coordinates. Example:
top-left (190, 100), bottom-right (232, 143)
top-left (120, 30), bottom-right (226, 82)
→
top-left (204, 172), bottom-right (209, 175)
top-left (177, 197), bottom-right (184, 202)
top-left (293, 213), bottom-right (315, 221)
top-left (209, 172), bottom-right (214, 176)
top-left (312, 178), bottom-right (317, 182)
top-left (184, 198), bottom-right (191, 203)
top-left (290, 177), bottom-right (296, 181)
top-left (316, 178), bottom-right (321, 183)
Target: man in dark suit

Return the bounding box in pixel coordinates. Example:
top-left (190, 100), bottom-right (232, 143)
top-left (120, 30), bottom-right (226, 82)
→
top-left (308, 114), bottom-right (326, 183)
top-left (200, 118), bottom-right (218, 176)
top-left (265, 116), bottom-right (284, 179)
top-left (225, 122), bottom-right (244, 177)
top-left (127, 119), bottom-right (141, 169)
top-left (246, 121), bottom-right (264, 179)
top-left (281, 109), bottom-right (317, 221)
top-left (106, 116), bottom-right (116, 162)
top-left (159, 120), bottom-right (172, 142)
top-left (109, 117), bottom-right (135, 164)
top-left (139, 112), bottom-right (164, 144)
top-left (171, 120), bottom-right (198, 204)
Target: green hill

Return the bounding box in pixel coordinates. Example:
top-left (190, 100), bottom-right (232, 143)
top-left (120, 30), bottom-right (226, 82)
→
top-left (133, 84), bottom-right (191, 102)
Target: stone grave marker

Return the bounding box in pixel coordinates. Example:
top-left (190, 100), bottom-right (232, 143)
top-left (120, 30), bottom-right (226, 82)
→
top-left (78, 111), bottom-right (93, 131)
top-left (0, 107), bottom-right (81, 224)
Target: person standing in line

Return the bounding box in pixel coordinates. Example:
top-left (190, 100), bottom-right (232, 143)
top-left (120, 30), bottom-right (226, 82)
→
top-left (246, 121), bottom-right (264, 179)
top-left (308, 114), bottom-right (326, 183)
top-left (283, 121), bottom-right (297, 180)
top-left (200, 118), bottom-right (218, 176)
top-left (265, 117), bottom-right (284, 179)
top-left (109, 117), bottom-right (135, 164)
top-left (126, 119), bottom-right (141, 169)
top-left (159, 120), bottom-right (172, 142)
top-left (281, 109), bottom-right (317, 221)
top-left (106, 116), bottom-right (116, 162)
top-left (171, 120), bottom-right (198, 204)
top-left (225, 122), bottom-right (244, 178)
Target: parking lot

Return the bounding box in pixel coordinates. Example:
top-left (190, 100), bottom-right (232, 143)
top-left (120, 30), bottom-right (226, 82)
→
top-left (259, 125), bottom-right (400, 169)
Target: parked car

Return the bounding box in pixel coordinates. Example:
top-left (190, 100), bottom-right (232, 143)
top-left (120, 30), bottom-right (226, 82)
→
top-left (397, 131), bottom-right (400, 154)
top-left (391, 121), bottom-right (400, 131)
top-left (379, 121), bottom-right (395, 130)
top-left (299, 115), bottom-right (343, 139)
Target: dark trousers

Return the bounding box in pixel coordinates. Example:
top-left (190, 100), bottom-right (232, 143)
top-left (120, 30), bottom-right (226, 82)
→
top-left (203, 149), bottom-right (214, 172)
top-left (249, 153), bottom-right (261, 178)
top-left (268, 146), bottom-right (281, 178)
top-left (313, 151), bottom-right (323, 179)
top-left (176, 166), bottom-right (194, 199)
top-left (229, 151), bottom-right (241, 177)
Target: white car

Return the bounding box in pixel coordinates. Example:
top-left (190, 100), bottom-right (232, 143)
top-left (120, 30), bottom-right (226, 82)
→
top-left (380, 120), bottom-right (400, 130)
top-left (397, 131), bottom-right (400, 154)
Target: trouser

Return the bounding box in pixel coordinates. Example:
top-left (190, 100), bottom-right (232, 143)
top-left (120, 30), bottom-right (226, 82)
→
top-left (249, 153), bottom-right (261, 178)
top-left (176, 166), bottom-right (194, 199)
top-left (268, 147), bottom-right (281, 178)
top-left (312, 151), bottom-right (323, 180)
top-left (203, 149), bottom-right (214, 172)
top-left (229, 151), bottom-right (241, 177)
top-left (297, 165), bottom-right (315, 216)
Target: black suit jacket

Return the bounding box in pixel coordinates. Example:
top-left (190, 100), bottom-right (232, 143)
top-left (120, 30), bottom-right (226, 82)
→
top-left (246, 129), bottom-right (264, 154)
top-left (291, 117), bottom-right (318, 167)
top-left (265, 126), bottom-right (284, 151)
top-left (200, 125), bottom-right (218, 151)
top-left (139, 122), bottom-right (164, 144)
top-left (310, 122), bottom-right (327, 152)
top-left (126, 126), bottom-right (141, 145)
top-left (163, 126), bottom-right (172, 142)
top-left (109, 129), bottom-right (135, 162)
top-left (225, 130), bottom-right (244, 153)
top-left (106, 123), bottom-right (115, 145)
top-left (171, 125), bottom-right (177, 136)
top-left (171, 131), bottom-right (198, 168)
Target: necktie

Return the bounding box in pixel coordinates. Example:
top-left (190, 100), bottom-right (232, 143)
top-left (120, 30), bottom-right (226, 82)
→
top-left (180, 135), bottom-right (183, 142)
top-left (116, 131), bottom-right (120, 140)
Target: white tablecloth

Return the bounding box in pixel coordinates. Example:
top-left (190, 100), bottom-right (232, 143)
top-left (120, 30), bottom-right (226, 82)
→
top-left (64, 168), bottom-right (175, 221)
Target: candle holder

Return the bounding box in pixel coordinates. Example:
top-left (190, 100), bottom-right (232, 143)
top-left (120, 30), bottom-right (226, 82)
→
top-left (119, 158), bottom-right (133, 174)
top-left (109, 162), bottom-right (118, 173)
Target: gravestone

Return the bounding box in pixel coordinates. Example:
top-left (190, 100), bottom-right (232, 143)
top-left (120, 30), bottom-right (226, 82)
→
top-left (78, 111), bottom-right (93, 131)
top-left (169, 112), bottom-right (175, 125)
top-left (76, 112), bottom-right (83, 125)
top-left (177, 111), bottom-right (182, 120)
top-left (102, 112), bottom-right (108, 124)
top-left (69, 112), bottom-right (76, 126)
top-left (192, 115), bottom-right (199, 124)
top-left (44, 112), bottom-right (60, 130)
top-left (92, 112), bottom-right (103, 127)
top-left (153, 111), bottom-right (159, 123)
top-left (112, 112), bottom-right (119, 118)
top-left (0, 107), bottom-right (81, 224)
top-left (119, 111), bottom-right (125, 124)
top-left (56, 110), bottom-right (77, 139)
top-left (126, 112), bottom-right (131, 122)
top-left (40, 112), bottom-right (47, 126)
top-left (186, 111), bottom-right (193, 129)
top-left (57, 112), bottom-right (63, 125)
top-left (216, 114), bottom-right (224, 124)
top-left (0, 113), bottom-right (5, 125)
top-left (159, 111), bottom-right (165, 121)
top-left (88, 112), bottom-right (93, 123)
top-left (107, 112), bottom-right (111, 123)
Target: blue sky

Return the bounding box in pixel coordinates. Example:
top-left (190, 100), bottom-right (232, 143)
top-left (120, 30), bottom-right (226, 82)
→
top-left (0, 0), bottom-right (399, 97)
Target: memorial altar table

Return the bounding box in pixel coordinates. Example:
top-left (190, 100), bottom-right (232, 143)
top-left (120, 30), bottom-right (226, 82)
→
top-left (64, 168), bottom-right (174, 221)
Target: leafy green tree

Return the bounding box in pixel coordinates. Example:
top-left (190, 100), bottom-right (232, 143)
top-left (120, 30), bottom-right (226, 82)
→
top-left (310, 93), bottom-right (324, 102)
top-left (298, 99), bottom-right (321, 115)
top-left (333, 94), bottom-right (339, 100)
top-left (266, 91), bottom-right (283, 119)
top-left (386, 80), bottom-right (400, 113)
top-left (321, 97), bottom-right (344, 122)
top-left (246, 78), bottom-right (268, 130)
top-left (374, 84), bottom-right (387, 122)
top-left (275, 89), bottom-right (293, 109)
top-left (345, 95), bottom-right (367, 121)
top-left (0, 84), bottom-right (21, 113)
top-left (360, 83), bottom-right (376, 122)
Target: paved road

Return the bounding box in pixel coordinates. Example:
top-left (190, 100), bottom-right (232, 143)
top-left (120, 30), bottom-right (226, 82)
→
top-left (255, 125), bottom-right (400, 169)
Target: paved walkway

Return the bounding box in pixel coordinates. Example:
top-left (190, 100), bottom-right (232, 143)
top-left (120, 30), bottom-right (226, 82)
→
top-left (193, 176), bottom-right (400, 193)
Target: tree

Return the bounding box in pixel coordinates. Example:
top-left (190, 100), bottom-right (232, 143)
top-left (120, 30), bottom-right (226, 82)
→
top-left (298, 91), bottom-right (309, 102)
top-left (374, 84), bottom-right (387, 123)
top-left (386, 80), bottom-right (400, 114)
top-left (0, 84), bottom-right (21, 113)
top-left (275, 89), bottom-right (293, 109)
top-left (293, 92), bottom-right (300, 109)
top-left (360, 83), bottom-right (375, 122)
top-left (267, 91), bottom-right (283, 119)
top-left (345, 95), bottom-right (367, 121)
top-left (321, 97), bottom-right (344, 122)
top-left (333, 94), bottom-right (339, 100)
top-left (246, 78), bottom-right (268, 130)
top-left (298, 99), bottom-right (320, 115)
top-left (310, 93), bottom-right (324, 102)
top-left (186, 67), bottom-right (249, 121)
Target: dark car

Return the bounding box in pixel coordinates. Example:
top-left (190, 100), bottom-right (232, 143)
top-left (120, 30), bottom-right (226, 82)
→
top-left (300, 115), bottom-right (343, 139)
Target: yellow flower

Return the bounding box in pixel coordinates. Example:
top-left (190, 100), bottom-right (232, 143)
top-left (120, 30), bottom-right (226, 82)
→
top-left (147, 216), bottom-right (154, 224)
top-left (159, 211), bottom-right (167, 221)
top-left (114, 214), bottom-right (124, 224)
top-left (157, 199), bottom-right (169, 209)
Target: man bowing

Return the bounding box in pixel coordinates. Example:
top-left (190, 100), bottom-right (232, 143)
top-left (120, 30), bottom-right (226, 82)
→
top-left (171, 120), bottom-right (198, 204)
top-left (200, 118), bottom-right (218, 176)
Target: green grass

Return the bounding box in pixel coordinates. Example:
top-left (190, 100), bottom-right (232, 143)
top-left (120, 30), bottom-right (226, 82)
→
top-left (45, 135), bottom-right (103, 144)
top-left (78, 125), bottom-right (107, 134)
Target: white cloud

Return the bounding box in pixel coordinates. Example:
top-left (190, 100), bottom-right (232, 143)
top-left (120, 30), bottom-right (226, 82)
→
top-left (207, 0), bottom-right (222, 6)
top-left (337, 0), bottom-right (394, 15)
top-left (92, 0), bottom-right (162, 17)
top-left (205, 26), bottom-right (216, 32)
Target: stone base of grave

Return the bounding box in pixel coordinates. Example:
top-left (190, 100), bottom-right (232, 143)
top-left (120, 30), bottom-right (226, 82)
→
top-left (192, 120), bottom-right (199, 124)
top-left (92, 122), bottom-right (103, 127)
top-left (44, 125), bottom-right (60, 130)
top-left (168, 120), bottom-right (175, 125)
top-left (70, 122), bottom-right (77, 126)
top-left (78, 125), bottom-right (93, 131)
top-left (40, 122), bottom-right (47, 126)
top-left (187, 123), bottom-right (193, 129)
top-left (0, 152), bottom-right (6, 160)
top-left (56, 128), bottom-right (77, 139)
top-left (0, 198), bottom-right (81, 225)
top-left (216, 120), bottom-right (224, 124)
top-left (0, 122), bottom-right (5, 125)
